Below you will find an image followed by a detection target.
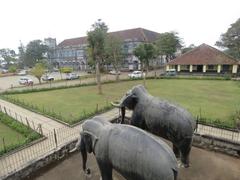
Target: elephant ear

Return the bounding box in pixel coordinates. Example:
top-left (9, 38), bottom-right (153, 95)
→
top-left (82, 131), bottom-right (98, 154)
top-left (121, 93), bottom-right (138, 110)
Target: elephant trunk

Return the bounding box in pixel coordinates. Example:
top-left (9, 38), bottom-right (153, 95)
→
top-left (121, 106), bottom-right (125, 124)
top-left (80, 136), bottom-right (91, 175)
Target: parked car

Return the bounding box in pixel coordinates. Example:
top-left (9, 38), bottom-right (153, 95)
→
top-left (165, 69), bottom-right (177, 76)
top-left (66, 73), bottom-right (79, 80)
top-left (19, 77), bottom-right (33, 86)
top-left (42, 74), bottom-right (54, 81)
top-left (109, 70), bottom-right (121, 75)
top-left (128, 71), bottom-right (145, 78)
top-left (18, 70), bottom-right (27, 76)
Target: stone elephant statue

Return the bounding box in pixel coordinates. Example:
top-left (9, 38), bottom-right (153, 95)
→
top-left (112, 85), bottom-right (196, 168)
top-left (72, 117), bottom-right (178, 180)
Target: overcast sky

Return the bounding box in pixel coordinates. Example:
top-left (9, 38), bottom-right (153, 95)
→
top-left (1, 0), bottom-right (239, 51)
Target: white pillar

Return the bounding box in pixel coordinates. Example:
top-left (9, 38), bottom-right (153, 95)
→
top-left (232, 65), bottom-right (238, 73)
top-left (166, 65), bottom-right (170, 71)
top-left (189, 65), bottom-right (193, 72)
top-left (203, 65), bottom-right (206, 73)
top-left (177, 65), bottom-right (181, 72)
top-left (217, 65), bottom-right (221, 73)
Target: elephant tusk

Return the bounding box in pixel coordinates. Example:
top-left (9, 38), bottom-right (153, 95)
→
top-left (111, 101), bottom-right (122, 108)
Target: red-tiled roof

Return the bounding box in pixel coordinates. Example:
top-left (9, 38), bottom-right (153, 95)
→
top-left (168, 44), bottom-right (238, 65)
top-left (58, 28), bottom-right (160, 47)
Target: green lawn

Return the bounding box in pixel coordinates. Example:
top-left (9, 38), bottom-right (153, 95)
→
top-left (0, 122), bottom-right (26, 150)
top-left (4, 79), bottom-right (240, 127)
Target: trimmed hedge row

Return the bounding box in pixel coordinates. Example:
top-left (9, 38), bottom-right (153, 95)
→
top-left (0, 112), bottom-right (41, 156)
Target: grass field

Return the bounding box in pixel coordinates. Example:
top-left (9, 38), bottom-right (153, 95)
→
top-left (0, 122), bottom-right (26, 149)
top-left (3, 79), bottom-right (240, 127)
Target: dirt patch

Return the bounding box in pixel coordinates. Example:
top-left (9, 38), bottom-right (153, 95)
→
top-left (28, 146), bottom-right (240, 180)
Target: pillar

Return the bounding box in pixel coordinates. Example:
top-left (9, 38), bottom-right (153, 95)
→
top-left (189, 65), bottom-right (193, 72)
top-left (203, 65), bottom-right (206, 73)
top-left (166, 65), bottom-right (170, 71)
top-left (177, 65), bottom-right (181, 72)
top-left (217, 65), bottom-right (221, 73)
top-left (232, 65), bottom-right (238, 73)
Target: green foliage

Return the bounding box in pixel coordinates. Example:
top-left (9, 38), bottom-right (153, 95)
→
top-left (31, 63), bottom-right (45, 84)
top-left (181, 44), bottom-right (196, 54)
top-left (0, 48), bottom-right (16, 67)
top-left (216, 18), bottom-right (240, 60)
top-left (156, 31), bottom-right (183, 61)
top-left (24, 40), bottom-right (49, 67)
top-left (0, 112), bottom-right (41, 156)
top-left (60, 67), bottom-right (73, 73)
top-left (8, 65), bottom-right (17, 73)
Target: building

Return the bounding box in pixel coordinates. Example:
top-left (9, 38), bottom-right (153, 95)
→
top-left (166, 43), bottom-right (239, 75)
top-left (49, 28), bottom-right (160, 71)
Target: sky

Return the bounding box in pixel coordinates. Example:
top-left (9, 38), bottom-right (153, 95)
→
top-left (0, 0), bottom-right (239, 52)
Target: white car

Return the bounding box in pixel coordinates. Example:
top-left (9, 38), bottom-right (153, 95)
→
top-left (66, 73), bottom-right (79, 80)
top-left (128, 71), bottom-right (145, 78)
top-left (42, 74), bottom-right (54, 81)
top-left (109, 70), bottom-right (121, 75)
top-left (18, 70), bottom-right (27, 76)
top-left (19, 77), bottom-right (33, 86)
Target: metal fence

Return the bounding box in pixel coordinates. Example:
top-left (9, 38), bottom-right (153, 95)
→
top-left (195, 123), bottom-right (240, 143)
top-left (0, 126), bottom-right (79, 179)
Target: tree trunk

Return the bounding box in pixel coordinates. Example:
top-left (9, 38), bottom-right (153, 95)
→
top-left (96, 61), bottom-right (102, 94)
top-left (37, 77), bottom-right (41, 84)
top-left (142, 63), bottom-right (146, 87)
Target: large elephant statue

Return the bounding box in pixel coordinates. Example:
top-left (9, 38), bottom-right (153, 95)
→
top-left (112, 85), bottom-right (196, 168)
top-left (73, 117), bottom-right (178, 180)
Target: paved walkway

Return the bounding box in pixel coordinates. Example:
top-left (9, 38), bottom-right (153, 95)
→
top-left (0, 98), bottom-right (239, 179)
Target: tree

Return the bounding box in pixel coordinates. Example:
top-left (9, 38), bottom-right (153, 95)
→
top-left (0, 48), bottom-right (16, 67)
top-left (181, 44), bottom-right (196, 54)
top-left (216, 18), bottom-right (240, 59)
top-left (105, 35), bottom-right (123, 81)
top-left (31, 63), bottom-right (45, 84)
top-left (134, 43), bottom-right (157, 86)
top-left (155, 32), bottom-right (183, 62)
top-left (87, 19), bottom-right (108, 94)
top-left (25, 40), bottom-right (49, 67)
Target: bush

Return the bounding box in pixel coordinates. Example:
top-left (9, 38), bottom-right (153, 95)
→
top-left (8, 65), bottom-right (17, 73)
top-left (60, 67), bottom-right (73, 73)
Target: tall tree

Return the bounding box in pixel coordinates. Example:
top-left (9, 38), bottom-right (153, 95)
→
top-left (105, 35), bottom-right (123, 81)
top-left (87, 19), bottom-right (108, 94)
top-left (216, 18), bottom-right (240, 59)
top-left (25, 40), bottom-right (49, 67)
top-left (0, 48), bottom-right (16, 67)
top-left (156, 31), bottom-right (183, 62)
top-left (31, 63), bottom-right (45, 84)
top-left (134, 43), bottom-right (157, 86)
top-left (18, 41), bottom-right (26, 68)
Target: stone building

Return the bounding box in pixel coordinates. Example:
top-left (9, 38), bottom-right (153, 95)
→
top-left (48, 28), bottom-right (160, 71)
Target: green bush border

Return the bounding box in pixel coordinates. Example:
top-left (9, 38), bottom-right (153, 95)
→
top-left (0, 112), bottom-right (42, 156)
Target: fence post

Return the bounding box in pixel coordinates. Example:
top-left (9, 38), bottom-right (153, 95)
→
top-left (26, 117), bottom-right (30, 127)
top-left (32, 121), bottom-right (36, 130)
top-left (8, 109), bottom-right (11, 116)
top-left (15, 112), bottom-right (18, 120)
top-left (39, 124), bottom-right (43, 135)
top-left (2, 138), bottom-right (6, 152)
top-left (4, 107), bottom-right (7, 114)
top-left (54, 129), bottom-right (58, 148)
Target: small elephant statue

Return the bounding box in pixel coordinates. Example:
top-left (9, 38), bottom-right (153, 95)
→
top-left (73, 117), bottom-right (178, 180)
top-left (112, 85), bottom-right (196, 168)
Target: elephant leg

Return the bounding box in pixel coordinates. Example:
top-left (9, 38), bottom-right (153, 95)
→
top-left (180, 138), bottom-right (193, 168)
top-left (97, 160), bottom-right (113, 180)
top-left (172, 144), bottom-right (180, 159)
